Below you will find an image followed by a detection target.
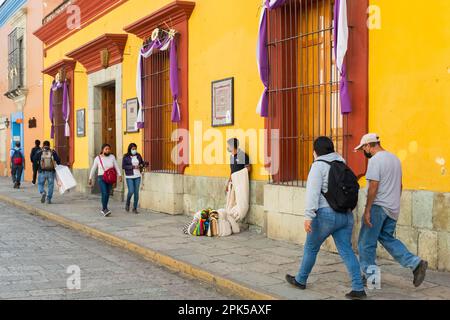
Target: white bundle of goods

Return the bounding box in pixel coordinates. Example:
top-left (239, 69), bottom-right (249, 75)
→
top-left (55, 165), bottom-right (77, 195)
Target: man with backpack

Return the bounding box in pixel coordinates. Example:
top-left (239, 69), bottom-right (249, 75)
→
top-left (355, 133), bottom-right (428, 288)
top-left (10, 142), bottom-right (25, 189)
top-left (286, 137), bottom-right (366, 300)
top-left (34, 141), bottom-right (61, 204)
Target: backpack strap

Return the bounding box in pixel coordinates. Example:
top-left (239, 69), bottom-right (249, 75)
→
top-left (315, 159), bottom-right (345, 165)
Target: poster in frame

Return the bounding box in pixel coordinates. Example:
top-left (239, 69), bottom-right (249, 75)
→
top-left (211, 77), bottom-right (234, 127)
top-left (126, 98), bottom-right (139, 133)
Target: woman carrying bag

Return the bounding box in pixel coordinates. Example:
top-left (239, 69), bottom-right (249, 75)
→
top-left (89, 144), bottom-right (122, 217)
top-left (122, 143), bottom-right (144, 214)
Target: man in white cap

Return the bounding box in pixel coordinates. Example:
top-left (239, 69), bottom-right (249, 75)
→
top-left (355, 133), bottom-right (428, 288)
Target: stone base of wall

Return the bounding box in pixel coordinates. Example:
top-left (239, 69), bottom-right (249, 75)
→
top-left (264, 184), bottom-right (450, 272)
top-left (139, 172), bottom-right (184, 215)
top-left (182, 175), bottom-right (265, 229)
top-left (73, 168), bottom-right (124, 202)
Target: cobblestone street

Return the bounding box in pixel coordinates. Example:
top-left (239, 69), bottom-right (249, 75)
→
top-left (0, 201), bottom-right (237, 300)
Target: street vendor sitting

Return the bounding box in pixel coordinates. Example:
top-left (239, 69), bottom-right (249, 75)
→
top-left (226, 138), bottom-right (251, 193)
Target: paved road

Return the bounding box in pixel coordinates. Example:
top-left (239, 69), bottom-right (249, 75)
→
top-left (0, 201), bottom-right (237, 300)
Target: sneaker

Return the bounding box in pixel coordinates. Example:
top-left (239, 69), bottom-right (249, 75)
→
top-left (285, 274), bottom-right (306, 290)
top-left (132, 208), bottom-right (139, 214)
top-left (345, 290), bottom-right (367, 300)
top-left (413, 260), bottom-right (428, 287)
top-left (125, 204), bottom-right (130, 212)
top-left (41, 193), bottom-right (47, 203)
top-left (102, 209), bottom-right (112, 217)
top-left (47, 199), bottom-right (52, 205)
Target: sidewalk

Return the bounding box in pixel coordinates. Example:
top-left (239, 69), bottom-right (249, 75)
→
top-left (1, 177), bottom-right (449, 300)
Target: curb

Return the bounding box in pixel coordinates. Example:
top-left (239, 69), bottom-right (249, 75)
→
top-left (0, 194), bottom-right (279, 300)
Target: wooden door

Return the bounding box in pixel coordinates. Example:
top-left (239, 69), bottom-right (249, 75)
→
top-left (102, 86), bottom-right (116, 155)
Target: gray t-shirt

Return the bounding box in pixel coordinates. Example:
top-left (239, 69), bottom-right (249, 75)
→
top-left (366, 151), bottom-right (402, 220)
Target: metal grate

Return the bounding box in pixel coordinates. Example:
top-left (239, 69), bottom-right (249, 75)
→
top-left (142, 49), bottom-right (179, 174)
top-left (8, 28), bottom-right (24, 91)
top-left (267, 0), bottom-right (349, 187)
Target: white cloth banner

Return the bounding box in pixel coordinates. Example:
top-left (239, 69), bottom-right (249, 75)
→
top-left (336, 0), bottom-right (349, 72)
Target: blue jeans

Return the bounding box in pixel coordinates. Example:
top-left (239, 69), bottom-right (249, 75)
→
top-left (38, 171), bottom-right (55, 200)
top-left (98, 177), bottom-right (113, 211)
top-left (358, 205), bottom-right (421, 275)
top-left (126, 177), bottom-right (141, 209)
top-left (296, 207), bottom-right (364, 291)
top-left (11, 165), bottom-right (23, 184)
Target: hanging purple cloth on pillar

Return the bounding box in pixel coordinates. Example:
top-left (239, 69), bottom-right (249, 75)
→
top-left (62, 80), bottom-right (70, 137)
top-left (334, 0), bottom-right (352, 114)
top-left (49, 82), bottom-right (55, 139)
top-left (170, 39), bottom-right (181, 123)
top-left (256, 0), bottom-right (287, 117)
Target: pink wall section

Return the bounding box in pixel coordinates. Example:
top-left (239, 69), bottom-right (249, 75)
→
top-left (0, 0), bottom-right (62, 180)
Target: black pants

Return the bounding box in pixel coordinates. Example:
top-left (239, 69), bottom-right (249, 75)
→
top-left (32, 162), bottom-right (39, 184)
top-left (11, 165), bottom-right (23, 186)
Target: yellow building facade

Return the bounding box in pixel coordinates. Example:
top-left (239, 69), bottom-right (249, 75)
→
top-left (34, 0), bottom-right (450, 271)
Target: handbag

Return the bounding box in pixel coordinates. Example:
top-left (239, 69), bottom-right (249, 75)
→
top-left (98, 156), bottom-right (117, 184)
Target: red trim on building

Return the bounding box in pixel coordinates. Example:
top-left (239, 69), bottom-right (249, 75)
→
top-left (33, 0), bottom-right (128, 54)
top-left (42, 59), bottom-right (77, 167)
top-left (66, 34), bottom-right (128, 74)
top-left (345, 0), bottom-right (369, 178)
top-left (124, 1), bottom-right (195, 174)
top-left (123, 1), bottom-right (195, 39)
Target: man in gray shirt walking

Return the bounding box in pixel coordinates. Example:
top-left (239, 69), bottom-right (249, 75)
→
top-left (356, 134), bottom-right (428, 287)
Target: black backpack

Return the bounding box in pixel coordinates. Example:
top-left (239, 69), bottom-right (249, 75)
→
top-left (315, 160), bottom-right (359, 213)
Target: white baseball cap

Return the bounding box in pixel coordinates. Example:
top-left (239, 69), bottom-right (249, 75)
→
top-left (354, 133), bottom-right (380, 151)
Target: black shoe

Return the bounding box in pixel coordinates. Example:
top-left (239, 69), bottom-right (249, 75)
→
top-left (125, 205), bottom-right (130, 212)
top-left (285, 274), bottom-right (306, 290)
top-left (41, 193), bottom-right (47, 203)
top-left (132, 208), bottom-right (139, 214)
top-left (47, 199), bottom-right (52, 205)
top-left (102, 209), bottom-right (112, 217)
top-left (413, 260), bottom-right (428, 287)
top-left (345, 290), bottom-right (367, 300)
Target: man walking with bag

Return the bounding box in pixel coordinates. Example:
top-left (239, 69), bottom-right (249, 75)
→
top-left (10, 142), bottom-right (25, 189)
top-left (355, 133), bottom-right (428, 288)
top-left (34, 141), bottom-right (61, 204)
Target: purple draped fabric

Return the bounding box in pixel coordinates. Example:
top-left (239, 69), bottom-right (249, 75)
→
top-left (170, 40), bottom-right (180, 123)
top-left (334, 0), bottom-right (352, 114)
top-left (137, 36), bottom-right (180, 124)
top-left (49, 80), bottom-right (70, 138)
top-left (257, 0), bottom-right (287, 117)
top-left (62, 81), bottom-right (70, 136)
top-left (49, 82), bottom-right (55, 138)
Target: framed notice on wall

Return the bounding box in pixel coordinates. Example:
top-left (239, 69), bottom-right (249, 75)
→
top-left (76, 109), bottom-right (85, 137)
top-left (126, 98), bottom-right (139, 133)
top-left (212, 77), bottom-right (234, 127)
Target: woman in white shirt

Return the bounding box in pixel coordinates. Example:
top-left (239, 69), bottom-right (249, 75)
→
top-left (88, 144), bottom-right (122, 217)
top-left (122, 143), bottom-right (144, 213)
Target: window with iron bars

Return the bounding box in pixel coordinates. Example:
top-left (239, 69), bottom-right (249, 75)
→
top-left (267, 0), bottom-right (349, 187)
top-left (142, 50), bottom-right (179, 174)
top-left (8, 28), bottom-right (25, 92)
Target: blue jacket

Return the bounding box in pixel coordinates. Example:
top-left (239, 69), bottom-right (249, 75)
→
top-left (122, 153), bottom-right (144, 177)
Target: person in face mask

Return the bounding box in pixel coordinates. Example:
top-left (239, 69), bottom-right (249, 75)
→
top-left (88, 144), bottom-right (122, 217)
top-left (122, 143), bottom-right (145, 213)
top-left (355, 133), bottom-right (428, 288)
